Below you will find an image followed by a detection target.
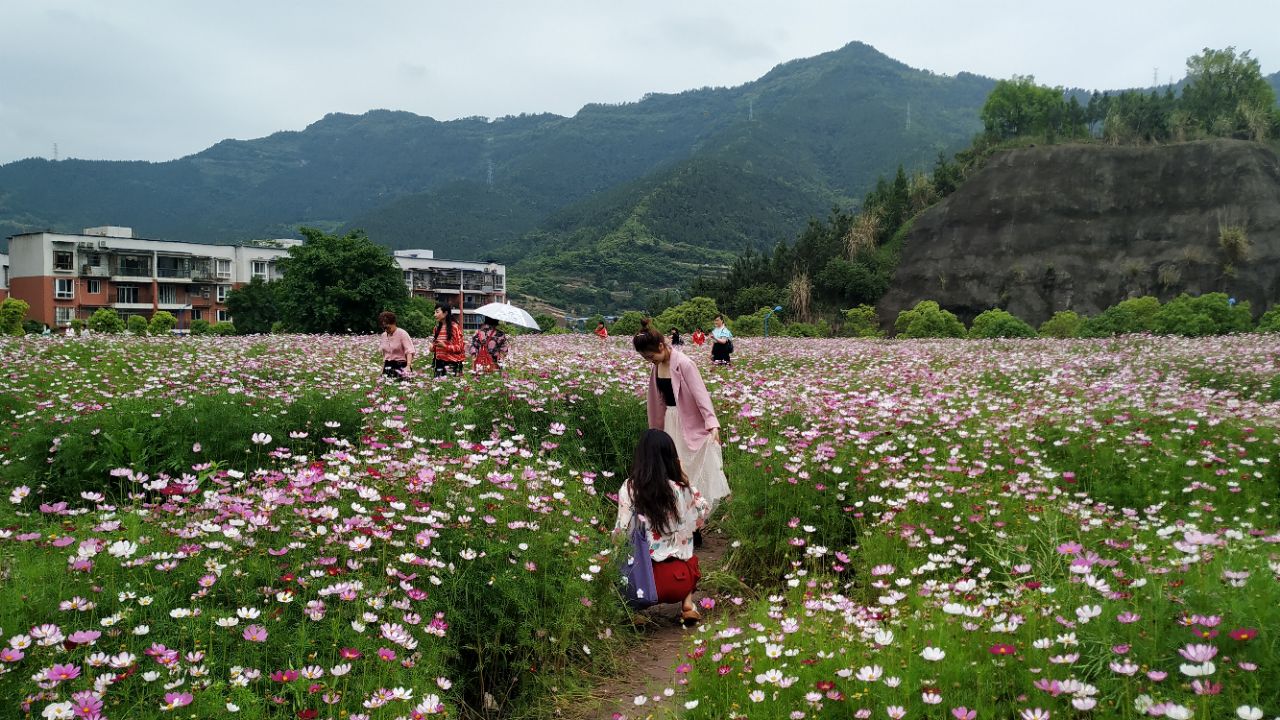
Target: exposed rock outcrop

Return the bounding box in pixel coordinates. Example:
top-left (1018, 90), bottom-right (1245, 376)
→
top-left (881, 139), bottom-right (1280, 326)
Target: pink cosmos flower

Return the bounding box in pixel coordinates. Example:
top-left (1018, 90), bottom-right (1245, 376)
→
top-left (952, 709), bottom-right (977, 720)
top-left (243, 625), bottom-right (268, 642)
top-left (46, 663), bottom-right (81, 682)
top-left (160, 692), bottom-right (194, 711)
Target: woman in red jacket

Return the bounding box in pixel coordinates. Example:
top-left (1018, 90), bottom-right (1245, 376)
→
top-left (632, 319), bottom-right (730, 540)
top-left (430, 305), bottom-right (466, 376)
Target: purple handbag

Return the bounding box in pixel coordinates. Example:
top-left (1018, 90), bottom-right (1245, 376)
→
top-left (622, 518), bottom-right (658, 609)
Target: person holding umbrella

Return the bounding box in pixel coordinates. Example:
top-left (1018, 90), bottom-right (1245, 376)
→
top-left (470, 315), bottom-right (508, 373)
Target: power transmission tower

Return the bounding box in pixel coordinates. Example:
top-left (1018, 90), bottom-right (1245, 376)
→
top-left (906, 103), bottom-right (911, 131)
top-left (53, 143), bottom-right (58, 161)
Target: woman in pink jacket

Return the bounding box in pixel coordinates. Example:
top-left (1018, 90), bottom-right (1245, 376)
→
top-left (632, 319), bottom-right (730, 532)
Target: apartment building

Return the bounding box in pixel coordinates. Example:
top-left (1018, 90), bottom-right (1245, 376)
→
top-left (5, 228), bottom-right (507, 331)
top-left (395, 249), bottom-right (507, 331)
top-left (7, 227), bottom-right (291, 329)
top-left (0, 252), bottom-right (9, 302)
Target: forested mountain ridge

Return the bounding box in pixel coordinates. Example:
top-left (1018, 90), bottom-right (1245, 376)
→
top-left (0, 42), bottom-right (992, 285)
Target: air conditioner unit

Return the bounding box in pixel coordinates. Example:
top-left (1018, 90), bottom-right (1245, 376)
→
top-left (78, 241), bottom-right (94, 249)
top-left (97, 240), bottom-right (109, 249)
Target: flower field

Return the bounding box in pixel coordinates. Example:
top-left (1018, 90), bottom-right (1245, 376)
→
top-left (0, 334), bottom-right (1278, 719)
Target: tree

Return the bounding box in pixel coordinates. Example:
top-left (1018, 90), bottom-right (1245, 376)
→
top-left (88, 308), bottom-right (125, 334)
top-left (275, 228), bottom-right (408, 334)
top-left (840, 305), bottom-right (884, 338)
top-left (1038, 311), bottom-right (1083, 338)
top-left (226, 277), bottom-right (281, 334)
top-left (1182, 47), bottom-right (1278, 139)
top-left (1151, 293), bottom-right (1252, 336)
top-left (0, 297), bottom-right (29, 336)
top-left (533, 314), bottom-right (559, 333)
top-left (894, 300), bottom-right (966, 338)
top-left (980, 76), bottom-right (1073, 141)
top-left (189, 319), bottom-right (212, 336)
top-left (611, 311), bottom-right (645, 336)
top-left (969, 308), bottom-right (1037, 339)
top-left (148, 311), bottom-right (177, 336)
top-left (655, 297), bottom-right (720, 333)
top-left (126, 315), bottom-right (149, 335)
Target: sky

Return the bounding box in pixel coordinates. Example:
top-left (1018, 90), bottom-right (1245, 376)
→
top-left (1, 0), bottom-right (1277, 165)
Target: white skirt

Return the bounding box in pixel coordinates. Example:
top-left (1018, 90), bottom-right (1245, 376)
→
top-left (665, 406), bottom-right (730, 508)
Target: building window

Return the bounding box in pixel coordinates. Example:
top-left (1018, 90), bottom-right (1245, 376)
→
top-left (252, 260), bottom-right (268, 281)
top-left (217, 309), bottom-right (231, 323)
top-left (117, 285), bottom-right (139, 304)
top-left (53, 251), bottom-right (74, 272)
top-left (87, 279), bottom-right (101, 294)
top-left (192, 309), bottom-right (203, 321)
top-left (216, 259), bottom-right (232, 279)
top-left (55, 307), bottom-right (75, 326)
top-left (216, 285), bottom-right (230, 302)
top-left (55, 278), bottom-right (75, 299)
top-left (159, 285), bottom-right (177, 304)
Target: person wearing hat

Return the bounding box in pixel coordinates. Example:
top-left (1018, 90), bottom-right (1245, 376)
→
top-left (470, 315), bottom-right (508, 373)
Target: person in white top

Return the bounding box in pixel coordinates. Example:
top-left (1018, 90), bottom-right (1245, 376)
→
top-left (614, 429), bottom-right (710, 626)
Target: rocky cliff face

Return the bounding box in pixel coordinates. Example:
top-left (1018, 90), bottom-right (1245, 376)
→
top-left (880, 139), bottom-right (1280, 326)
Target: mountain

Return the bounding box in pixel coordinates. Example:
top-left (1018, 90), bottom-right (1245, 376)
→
top-left (880, 139), bottom-right (1280, 325)
top-left (0, 42), bottom-right (993, 309)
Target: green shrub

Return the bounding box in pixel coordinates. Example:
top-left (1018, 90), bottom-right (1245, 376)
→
top-left (1151, 293), bottom-right (1253, 336)
top-left (189, 318), bottom-right (212, 336)
top-left (0, 297), bottom-right (28, 336)
top-left (894, 300), bottom-right (966, 338)
top-left (969, 308), bottom-right (1037, 338)
top-left (654, 296), bottom-right (720, 334)
top-left (148, 310), bottom-right (177, 335)
top-left (23, 320), bottom-right (45, 335)
top-left (211, 321), bottom-right (237, 336)
top-left (780, 320), bottom-right (831, 337)
top-left (126, 315), bottom-right (149, 335)
top-left (399, 310), bottom-right (431, 338)
top-left (1078, 296), bottom-right (1162, 337)
top-left (610, 311), bottom-right (645, 337)
top-left (1038, 310), bottom-right (1083, 338)
top-left (70, 318), bottom-right (85, 334)
top-left (730, 307), bottom-right (776, 337)
top-left (1258, 307), bottom-right (1280, 333)
top-left (840, 305), bottom-right (885, 338)
top-left (88, 308), bottom-right (126, 334)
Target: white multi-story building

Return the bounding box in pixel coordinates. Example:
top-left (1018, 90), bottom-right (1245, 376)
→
top-left (4, 227), bottom-right (506, 330)
top-left (0, 252), bottom-right (9, 302)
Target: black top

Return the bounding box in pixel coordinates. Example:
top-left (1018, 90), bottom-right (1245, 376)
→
top-left (656, 377), bottom-right (676, 406)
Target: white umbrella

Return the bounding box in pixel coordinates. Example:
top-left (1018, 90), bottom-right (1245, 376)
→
top-left (474, 302), bottom-right (540, 331)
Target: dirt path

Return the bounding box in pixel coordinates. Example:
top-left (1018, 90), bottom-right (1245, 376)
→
top-left (559, 530), bottom-right (732, 720)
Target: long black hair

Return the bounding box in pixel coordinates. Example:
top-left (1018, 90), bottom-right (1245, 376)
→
top-left (433, 304), bottom-right (457, 343)
top-left (627, 429), bottom-right (689, 535)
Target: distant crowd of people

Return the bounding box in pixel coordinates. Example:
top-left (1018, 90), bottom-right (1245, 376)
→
top-left (377, 305), bottom-right (508, 379)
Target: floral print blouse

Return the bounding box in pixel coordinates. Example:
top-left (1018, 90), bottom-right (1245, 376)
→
top-left (614, 479), bottom-right (710, 561)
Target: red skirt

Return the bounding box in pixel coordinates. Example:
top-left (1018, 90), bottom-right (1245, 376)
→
top-left (652, 555), bottom-right (701, 603)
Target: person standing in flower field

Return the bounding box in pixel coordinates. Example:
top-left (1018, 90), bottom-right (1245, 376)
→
top-left (690, 328), bottom-right (706, 346)
top-left (614, 429), bottom-right (710, 626)
top-left (430, 304), bottom-right (465, 377)
top-left (377, 310), bottom-right (415, 380)
top-left (595, 321), bottom-right (609, 340)
top-left (633, 318), bottom-right (729, 543)
top-left (710, 314), bottom-right (733, 365)
top-left (470, 315), bottom-right (508, 373)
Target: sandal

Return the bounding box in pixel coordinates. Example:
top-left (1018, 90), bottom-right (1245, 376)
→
top-left (680, 608), bottom-right (702, 628)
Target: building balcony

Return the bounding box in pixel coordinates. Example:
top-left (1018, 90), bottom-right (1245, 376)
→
top-left (81, 265), bottom-right (109, 277)
top-left (113, 302), bottom-right (153, 311)
top-left (157, 302), bottom-right (189, 311)
top-left (157, 268), bottom-right (193, 281)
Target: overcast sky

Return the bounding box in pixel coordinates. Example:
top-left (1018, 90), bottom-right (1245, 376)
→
top-left (1, 0), bottom-right (1276, 165)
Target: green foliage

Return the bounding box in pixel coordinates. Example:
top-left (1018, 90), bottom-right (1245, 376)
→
top-left (1151, 293), bottom-right (1253, 336)
top-left (779, 320), bottom-right (831, 337)
top-left (189, 318), bottom-right (212, 336)
top-left (1078, 296), bottom-right (1162, 337)
top-left (610, 311), bottom-right (644, 337)
top-left (126, 315), bottom-right (149, 335)
top-left (894, 300), bottom-right (966, 338)
top-left (0, 297), bottom-right (28, 336)
top-left (1258, 307), bottom-right (1280, 333)
top-left (654, 296), bottom-right (720, 334)
top-left (584, 314), bottom-right (606, 332)
top-left (87, 308), bottom-right (125, 334)
top-left (1183, 47), bottom-right (1279, 140)
top-left (729, 284), bottom-right (785, 319)
top-left (211, 321), bottom-right (237, 335)
top-left (225, 277), bottom-right (280, 334)
top-left (22, 320), bottom-right (43, 335)
top-left (839, 305), bottom-right (884, 338)
top-left (533, 313), bottom-right (559, 332)
top-left (276, 228), bottom-right (408, 334)
top-left (69, 318), bottom-right (84, 334)
top-left (730, 307), bottom-right (774, 337)
top-left (968, 308), bottom-right (1037, 339)
top-left (399, 310), bottom-right (431, 338)
top-left (981, 75), bottom-right (1086, 142)
top-left (1038, 310), bottom-right (1084, 338)
top-left (147, 311), bottom-right (177, 336)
